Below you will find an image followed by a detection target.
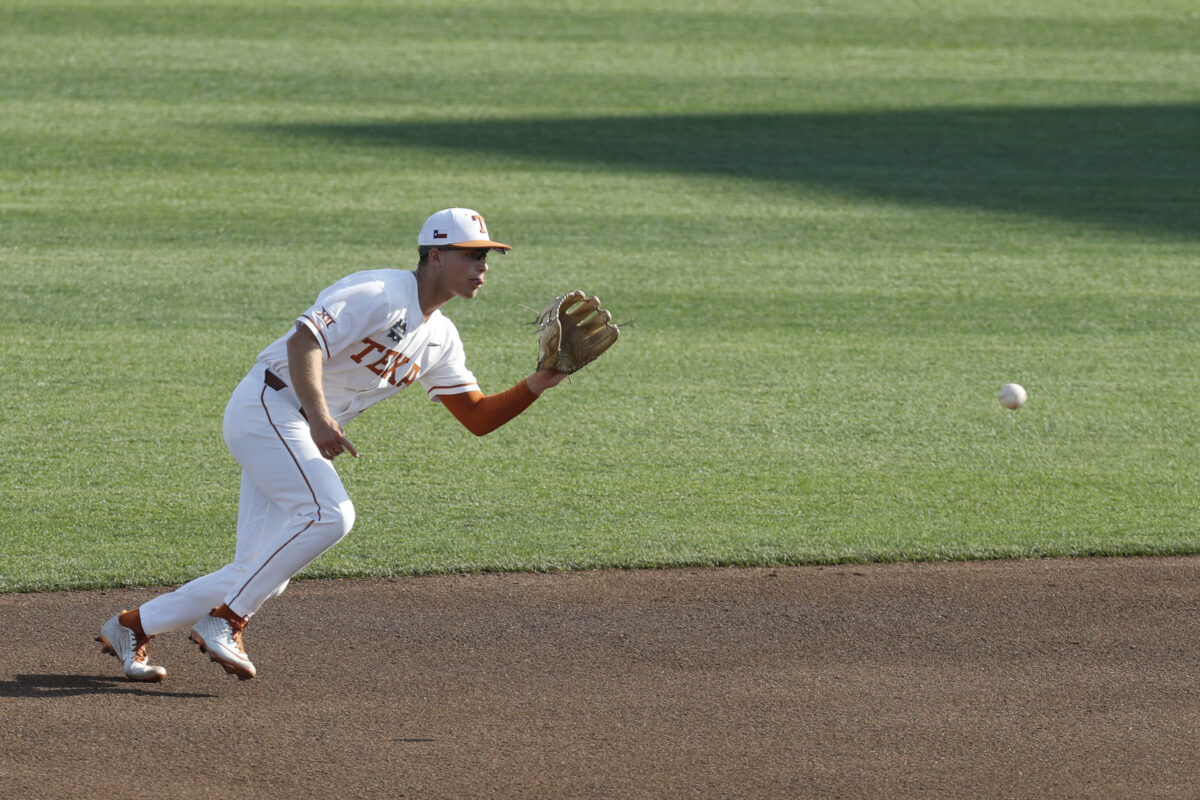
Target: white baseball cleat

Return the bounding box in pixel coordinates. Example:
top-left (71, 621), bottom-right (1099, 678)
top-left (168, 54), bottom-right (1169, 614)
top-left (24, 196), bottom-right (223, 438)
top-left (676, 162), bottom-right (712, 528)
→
top-left (190, 605), bottom-right (256, 680)
top-left (97, 613), bottom-right (167, 682)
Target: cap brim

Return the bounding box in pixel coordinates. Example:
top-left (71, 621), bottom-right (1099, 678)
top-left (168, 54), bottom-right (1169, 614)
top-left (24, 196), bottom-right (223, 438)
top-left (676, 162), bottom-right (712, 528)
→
top-left (445, 240), bottom-right (512, 253)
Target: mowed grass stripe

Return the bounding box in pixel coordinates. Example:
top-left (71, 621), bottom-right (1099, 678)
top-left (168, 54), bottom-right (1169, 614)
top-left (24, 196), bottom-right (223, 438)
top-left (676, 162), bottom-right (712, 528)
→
top-left (0, 0), bottom-right (1197, 591)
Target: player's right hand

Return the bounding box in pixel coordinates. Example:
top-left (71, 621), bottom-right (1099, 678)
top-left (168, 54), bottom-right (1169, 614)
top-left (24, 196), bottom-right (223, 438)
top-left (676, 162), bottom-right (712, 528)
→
top-left (310, 417), bottom-right (359, 460)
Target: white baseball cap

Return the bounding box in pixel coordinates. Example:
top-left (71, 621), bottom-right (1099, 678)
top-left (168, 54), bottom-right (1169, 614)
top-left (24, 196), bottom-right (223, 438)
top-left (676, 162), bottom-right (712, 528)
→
top-left (417, 207), bottom-right (511, 252)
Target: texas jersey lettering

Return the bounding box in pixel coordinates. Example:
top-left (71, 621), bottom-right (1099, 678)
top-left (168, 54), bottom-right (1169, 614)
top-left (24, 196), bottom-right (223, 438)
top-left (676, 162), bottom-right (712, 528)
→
top-left (349, 337), bottom-right (421, 388)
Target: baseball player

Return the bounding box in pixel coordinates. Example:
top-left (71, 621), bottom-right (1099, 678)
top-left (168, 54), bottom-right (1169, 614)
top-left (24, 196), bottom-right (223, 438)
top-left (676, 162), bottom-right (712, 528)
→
top-left (98, 207), bottom-right (569, 681)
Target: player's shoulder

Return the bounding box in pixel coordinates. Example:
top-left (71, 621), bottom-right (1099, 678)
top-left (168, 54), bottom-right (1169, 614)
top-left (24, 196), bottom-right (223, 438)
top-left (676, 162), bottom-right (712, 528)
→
top-left (335, 268), bottom-right (410, 287)
top-left (366, 268), bottom-right (417, 297)
top-left (323, 268), bottom-right (411, 299)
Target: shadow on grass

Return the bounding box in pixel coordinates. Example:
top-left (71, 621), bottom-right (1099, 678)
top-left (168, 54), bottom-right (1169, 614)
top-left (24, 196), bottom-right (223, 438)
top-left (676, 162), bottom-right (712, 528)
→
top-left (255, 104), bottom-right (1199, 239)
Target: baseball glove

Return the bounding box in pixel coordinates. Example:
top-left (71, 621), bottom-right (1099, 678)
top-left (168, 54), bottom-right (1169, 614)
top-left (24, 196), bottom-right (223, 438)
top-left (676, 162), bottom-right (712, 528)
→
top-left (535, 290), bottom-right (620, 374)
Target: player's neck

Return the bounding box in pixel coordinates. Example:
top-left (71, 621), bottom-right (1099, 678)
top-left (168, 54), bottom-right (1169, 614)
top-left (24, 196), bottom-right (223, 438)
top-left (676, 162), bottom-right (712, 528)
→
top-left (414, 268), bottom-right (451, 318)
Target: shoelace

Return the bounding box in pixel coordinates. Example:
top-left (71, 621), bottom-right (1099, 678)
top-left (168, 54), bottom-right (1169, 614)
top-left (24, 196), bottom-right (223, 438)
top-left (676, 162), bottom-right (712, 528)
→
top-left (224, 616), bottom-right (248, 653)
top-left (211, 607), bottom-right (250, 655)
top-left (121, 626), bottom-right (151, 664)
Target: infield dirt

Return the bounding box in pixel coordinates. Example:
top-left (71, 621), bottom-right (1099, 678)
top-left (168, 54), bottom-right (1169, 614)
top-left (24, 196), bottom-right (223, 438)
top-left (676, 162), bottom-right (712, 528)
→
top-left (2, 557), bottom-right (1198, 799)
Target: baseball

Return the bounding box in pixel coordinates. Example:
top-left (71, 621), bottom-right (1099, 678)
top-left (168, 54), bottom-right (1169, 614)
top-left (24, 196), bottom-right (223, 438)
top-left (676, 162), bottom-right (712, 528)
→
top-left (998, 383), bottom-right (1027, 410)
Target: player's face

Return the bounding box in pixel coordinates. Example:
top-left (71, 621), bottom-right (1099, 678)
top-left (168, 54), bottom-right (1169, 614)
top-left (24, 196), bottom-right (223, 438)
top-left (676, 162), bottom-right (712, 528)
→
top-left (440, 248), bottom-right (491, 298)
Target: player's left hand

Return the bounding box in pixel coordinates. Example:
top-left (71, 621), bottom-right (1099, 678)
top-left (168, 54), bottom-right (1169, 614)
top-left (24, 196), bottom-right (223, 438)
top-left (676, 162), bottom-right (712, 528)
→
top-left (526, 370), bottom-right (570, 395)
top-left (534, 291), bottom-right (620, 374)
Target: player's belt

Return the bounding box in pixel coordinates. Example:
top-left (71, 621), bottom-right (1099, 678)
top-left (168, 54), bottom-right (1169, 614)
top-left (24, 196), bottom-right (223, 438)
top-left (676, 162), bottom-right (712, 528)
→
top-left (264, 369), bottom-right (287, 391)
top-left (264, 369), bottom-right (308, 420)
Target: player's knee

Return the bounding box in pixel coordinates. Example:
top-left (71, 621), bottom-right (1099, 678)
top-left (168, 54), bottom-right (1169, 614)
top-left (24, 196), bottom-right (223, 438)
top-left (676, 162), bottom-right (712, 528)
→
top-left (324, 499), bottom-right (355, 541)
top-left (294, 498), bottom-right (354, 549)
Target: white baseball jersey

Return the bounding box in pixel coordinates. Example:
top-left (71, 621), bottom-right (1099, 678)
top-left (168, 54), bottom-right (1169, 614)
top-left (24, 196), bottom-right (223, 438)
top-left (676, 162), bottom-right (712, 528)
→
top-left (257, 269), bottom-right (478, 426)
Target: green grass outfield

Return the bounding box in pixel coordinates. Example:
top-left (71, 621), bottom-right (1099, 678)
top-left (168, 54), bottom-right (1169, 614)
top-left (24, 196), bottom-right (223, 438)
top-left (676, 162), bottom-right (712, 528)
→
top-left (1, 0), bottom-right (1198, 591)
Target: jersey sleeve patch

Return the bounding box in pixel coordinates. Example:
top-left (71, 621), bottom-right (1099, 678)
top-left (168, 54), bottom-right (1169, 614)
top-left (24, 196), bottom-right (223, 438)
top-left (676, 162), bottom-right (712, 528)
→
top-left (298, 313), bottom-right (333, 359)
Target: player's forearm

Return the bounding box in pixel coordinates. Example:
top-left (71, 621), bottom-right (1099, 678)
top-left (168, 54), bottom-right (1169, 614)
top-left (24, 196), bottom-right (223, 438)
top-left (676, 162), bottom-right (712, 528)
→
top-left (440, 381), bottom-right (540, 436)
top-left (286, 327), bottom-right (335, 423)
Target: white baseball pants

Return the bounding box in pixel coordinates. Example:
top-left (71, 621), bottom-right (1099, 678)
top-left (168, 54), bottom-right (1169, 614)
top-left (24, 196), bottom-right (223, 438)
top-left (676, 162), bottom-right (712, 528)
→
top-left (138, 363), bottom-right (355, 636)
